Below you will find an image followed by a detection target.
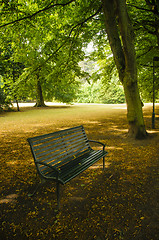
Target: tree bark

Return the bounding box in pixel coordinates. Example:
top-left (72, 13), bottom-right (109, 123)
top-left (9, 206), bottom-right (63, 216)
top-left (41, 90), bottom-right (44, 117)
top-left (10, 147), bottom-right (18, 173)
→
top-left (34, 76), bottom-right (46, 107)
top-left (15, 98), bottom-right (20, 111)
top-left (102, 0), bottom-right (147, 139)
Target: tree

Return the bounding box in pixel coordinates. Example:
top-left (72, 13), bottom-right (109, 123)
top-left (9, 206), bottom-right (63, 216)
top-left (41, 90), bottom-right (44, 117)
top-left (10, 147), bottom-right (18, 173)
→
top-left (0, 0), bottom-right (156, 138)
top-left (102, 0), bottom-right (147, 138)
top-left (127, 0), bottom-right (159, 102)
top-left (0, 42), bottom-right (24, 111)
top-left (0, 0), bottom-right (85, 106)
top-left (0, 77), bottom-right (11, 111)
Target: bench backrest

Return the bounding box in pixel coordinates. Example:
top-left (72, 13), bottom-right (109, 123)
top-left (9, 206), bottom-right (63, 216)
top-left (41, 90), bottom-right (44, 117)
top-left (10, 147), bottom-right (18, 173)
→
top-left (28, 125), bottom-right (91, 174)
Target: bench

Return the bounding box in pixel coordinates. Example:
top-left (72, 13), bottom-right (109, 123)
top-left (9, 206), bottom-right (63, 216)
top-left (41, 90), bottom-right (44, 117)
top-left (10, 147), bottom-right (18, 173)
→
top-left (27, 125), bottom-right (108, 208)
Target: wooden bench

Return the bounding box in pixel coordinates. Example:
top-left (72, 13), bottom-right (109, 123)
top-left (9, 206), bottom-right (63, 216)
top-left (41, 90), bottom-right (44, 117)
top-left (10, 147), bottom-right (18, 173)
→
top-left (27, 125), bottom-right (108, 208)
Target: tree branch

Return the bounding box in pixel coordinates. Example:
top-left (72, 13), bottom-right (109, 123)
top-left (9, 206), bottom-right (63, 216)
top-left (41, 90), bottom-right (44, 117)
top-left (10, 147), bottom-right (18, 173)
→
top-left (102, 0), bottom-right (125, 81)
top-left (68, 5), bottom-right (102, 37)
top-left (127, 4), bottom-right (153, 13)
top-left (137, 46), bottom-right (154, 59)
top-left (21, 5), bottom-right (103, 76)
top-left (127, 2), bottom-right (159, 16)
top-left (134, 20), bottom-right (156, 35)
top-left (45, 5), bottom-right (102, 63)
top-left (0, 0), bottom-right (75, 28)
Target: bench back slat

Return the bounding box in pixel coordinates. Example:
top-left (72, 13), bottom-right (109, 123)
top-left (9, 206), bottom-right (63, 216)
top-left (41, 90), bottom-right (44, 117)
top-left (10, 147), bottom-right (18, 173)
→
top-left (34, 132), bottom-right (86, 153)
top-left (35, 134), bottom-right (88, 158)
top-left (27, 126), bottom-right (91, 175)
top-left (38, 142), bottom-right (89, 166)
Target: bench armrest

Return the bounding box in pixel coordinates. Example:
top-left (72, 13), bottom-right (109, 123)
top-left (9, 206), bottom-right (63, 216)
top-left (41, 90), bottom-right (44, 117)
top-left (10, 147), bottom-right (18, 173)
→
top-left (88, 140), bottom-right (106, 151)
top-left (35, 161), bottom-right (59, 179)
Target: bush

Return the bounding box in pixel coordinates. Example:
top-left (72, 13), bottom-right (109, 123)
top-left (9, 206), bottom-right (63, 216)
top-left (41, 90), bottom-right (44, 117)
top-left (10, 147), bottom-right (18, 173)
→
top-left (76, 81), bottom-right (101, 103)
top-left (76, 80), bottom-right (125, 104)
top-left (0, 87), bottom-right (12, 111)
top-left (101, 85), bottom-right (125, 104)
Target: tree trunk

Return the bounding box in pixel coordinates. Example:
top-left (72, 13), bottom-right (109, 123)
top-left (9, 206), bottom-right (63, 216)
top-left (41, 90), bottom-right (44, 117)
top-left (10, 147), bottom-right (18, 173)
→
top-left (123, 73), bottom-right (147, 138)
top-left (13, 65), bottom-right (20, 111)
top-left (34, 77), bottom-right (46, 107)
top-left (15, 98), bottom-right (20, 112)
top-left (102, 0), bottom-right (147, 139)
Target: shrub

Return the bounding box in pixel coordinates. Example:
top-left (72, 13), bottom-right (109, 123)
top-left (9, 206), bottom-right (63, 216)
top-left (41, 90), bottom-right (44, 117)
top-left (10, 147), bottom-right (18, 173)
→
top-left (76, 80), bottom-right (125, 104)
top-left (0, 87), bottom-right (12, 111)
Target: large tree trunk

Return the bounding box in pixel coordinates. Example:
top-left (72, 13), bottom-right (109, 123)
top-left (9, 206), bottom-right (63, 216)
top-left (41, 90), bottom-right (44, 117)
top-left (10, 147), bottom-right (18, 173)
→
top-left (123, 73), bottom-right (147, 138)
top-left (102, 0), bottom-right (147, 139)
top-left (34, 77), bottom-right (46, 107)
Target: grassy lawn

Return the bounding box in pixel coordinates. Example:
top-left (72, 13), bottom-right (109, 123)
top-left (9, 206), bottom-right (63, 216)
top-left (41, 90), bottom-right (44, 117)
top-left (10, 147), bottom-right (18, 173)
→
top-left (0, 103), bottom-right (159, 240)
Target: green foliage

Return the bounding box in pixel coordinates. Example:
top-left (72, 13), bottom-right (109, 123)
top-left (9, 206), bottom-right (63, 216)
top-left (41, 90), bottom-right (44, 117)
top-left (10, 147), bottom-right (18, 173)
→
top-left (0, 87), bottom-right (6, 110)
top-left (0, 42), bottom-right (25, 105)
top-left (0, 0), bottom-right (159, 106)
top-left (0, 0), bottom-right (105, 105)
top-left (101, 85), bottom-right (125, 104)
top-left (0, 0), bottom-right (92, 104)
top-left (127, 0), bottom-right (159, 102)
top-left (0, 78), bottom-right (12, 111)
top-left (77, 81), bottom-right (101, 103)
top-left (77, 42), bottom-right (125, 104)
top-left (76, 79), bottom-right (125, 104)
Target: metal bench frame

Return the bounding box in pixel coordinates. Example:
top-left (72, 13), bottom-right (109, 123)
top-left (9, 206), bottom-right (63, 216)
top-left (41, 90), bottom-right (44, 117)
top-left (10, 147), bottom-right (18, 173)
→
top-left (28, 125), bottom-right (108, 209)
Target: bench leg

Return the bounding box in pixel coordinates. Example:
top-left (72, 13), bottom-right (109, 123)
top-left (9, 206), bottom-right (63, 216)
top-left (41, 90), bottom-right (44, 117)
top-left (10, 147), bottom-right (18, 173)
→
top-left (103, 156), bottom-right (105, 170)
top-left (28, 177), bottom-right (45, 197)
top-left (28, 182), bottom-right (41, 197)
top-left (56, 182), bottom-right (60, 210)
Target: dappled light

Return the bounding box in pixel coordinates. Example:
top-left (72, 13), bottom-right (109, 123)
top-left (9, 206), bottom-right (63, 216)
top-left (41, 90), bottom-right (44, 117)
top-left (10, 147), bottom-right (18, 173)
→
top-left (112, 105), bottom-right (127, 109)
top-left (0, 194), bottom-right (18, 204)
top-left (6, 160), bottom-right (19, 165)
top-left (107, 146), bottom-right (124, 150)
top-left (147, 130), bottom-right (159, 134)
top-left (90, 162), bottom-right (111, 169)
top-left (0, 104), bottom-right (159, 240)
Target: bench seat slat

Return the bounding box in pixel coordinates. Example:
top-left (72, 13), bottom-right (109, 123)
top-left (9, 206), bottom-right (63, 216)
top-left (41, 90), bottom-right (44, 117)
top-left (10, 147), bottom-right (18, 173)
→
top-left (45, 150), bottom-right (108, 184)
top-left (38, 147), bottom-right (91, 174)
top-left (60, 150), bottom-right (106, 175)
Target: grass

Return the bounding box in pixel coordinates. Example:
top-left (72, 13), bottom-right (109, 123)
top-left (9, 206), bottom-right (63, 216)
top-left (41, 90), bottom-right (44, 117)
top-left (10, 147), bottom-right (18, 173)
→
top-left (0, 103), bottom-right (159, 240)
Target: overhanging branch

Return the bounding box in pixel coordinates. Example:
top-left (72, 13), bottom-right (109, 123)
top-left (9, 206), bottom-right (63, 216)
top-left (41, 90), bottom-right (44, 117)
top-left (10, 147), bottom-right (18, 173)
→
top-left (68, 5), bottom-right (102, 36)
top-left (20, 5), bottom-right (103, 76)
top-left (0, 0), bottom-right (75, 28)
top-left (127, 3), bottom-right (153, 13)
top-left (127, 2), bottom-right (159, 16)
top-left (44, 5), bottom-right (102, 64)
top-left (136, 46), bottom-right (154, 59)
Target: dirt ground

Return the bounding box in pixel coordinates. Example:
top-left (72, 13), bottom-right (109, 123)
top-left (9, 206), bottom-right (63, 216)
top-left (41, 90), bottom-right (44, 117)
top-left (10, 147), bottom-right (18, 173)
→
top-left (0, 103), bottom-right (159, 240)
